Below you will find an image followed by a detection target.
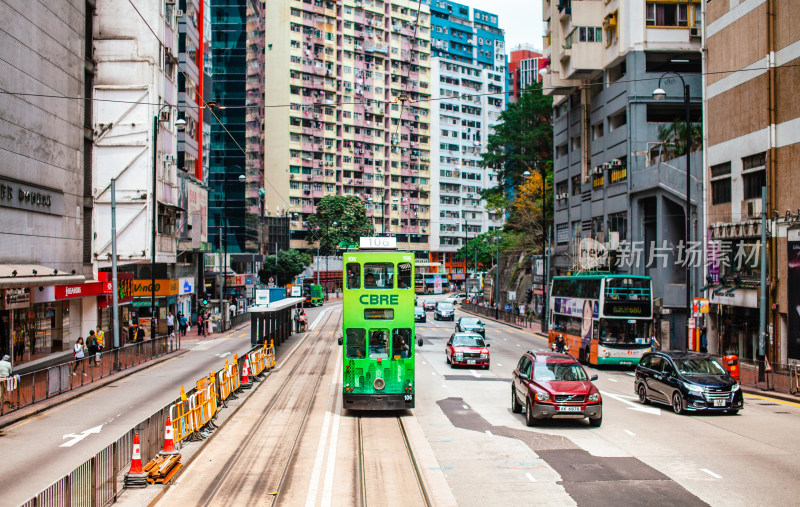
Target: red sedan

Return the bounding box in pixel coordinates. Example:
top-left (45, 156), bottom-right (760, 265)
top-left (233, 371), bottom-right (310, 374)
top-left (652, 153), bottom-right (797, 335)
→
top-left (446, 333), bottom-right (490, 369)
top-left (511, 351), bottom-right (602, 427)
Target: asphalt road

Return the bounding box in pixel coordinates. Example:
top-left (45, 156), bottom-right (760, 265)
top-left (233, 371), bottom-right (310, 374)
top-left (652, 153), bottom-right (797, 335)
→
top-left (414, 295), bottom-right (800, 506)
top-left (0, 306), bottom-right (330, 507)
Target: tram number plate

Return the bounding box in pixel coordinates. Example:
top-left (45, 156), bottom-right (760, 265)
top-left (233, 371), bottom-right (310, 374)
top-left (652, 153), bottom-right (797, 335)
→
top-left (619, 361), bottom-right (632, 365)
top-left (713, 399), bottom-right (726, 407)
top-left (467, 360), bottom-right (476, 365)
top-left (557, 406), bottom-right (581, 412)
top-left (404, 395), bottom-right (413, 401)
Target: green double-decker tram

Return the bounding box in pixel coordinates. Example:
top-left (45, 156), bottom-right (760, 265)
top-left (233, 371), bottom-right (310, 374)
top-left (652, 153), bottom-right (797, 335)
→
top-left (340, 238), bottom-right (421, 410)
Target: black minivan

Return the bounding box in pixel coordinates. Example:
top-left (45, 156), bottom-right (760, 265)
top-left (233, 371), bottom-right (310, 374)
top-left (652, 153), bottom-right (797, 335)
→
top-left (634, 351), bottom-right (743, 415)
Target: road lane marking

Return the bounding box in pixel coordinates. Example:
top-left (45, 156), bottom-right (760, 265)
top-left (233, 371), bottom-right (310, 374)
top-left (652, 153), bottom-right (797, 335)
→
top-left (624, 429), bottom-right (635, 436)
top-left (601, 391), bottom-right (660, 415)
top-left (525, 472), bottom-right (537, 482)
top-left (309, 308), bottom-right (329, 330)
top-left (60, 425), bottom-right (103, 448)
top-left (701, 468), bottom-right (722, 479)
top-left (516, 344), bottom-right (521, 347)
top-left (485, 430), bottom-right (493, 436)
top-left (463, 404), bottom-right (469, 409)
top-left (625, 372), bottom-right (635, 376)
top-left (497, 363), bottom-right (502, 367)
top-left (608, 378), bottom-right (618, 382)
top-left (238, 333), bottom-right (247, 338)
top-left (306, 349), bottom-right (342, 506)
top-left (744, 393), bottom-right (800, 408)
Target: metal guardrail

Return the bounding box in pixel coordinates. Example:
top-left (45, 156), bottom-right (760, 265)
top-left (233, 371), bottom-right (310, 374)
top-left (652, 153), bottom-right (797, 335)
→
top-left (21, 342), bottom-right (269, 507)
top-left (0, 336), bottom-right (179, 417)
top-left (460, 302), bottom-right (538, 329)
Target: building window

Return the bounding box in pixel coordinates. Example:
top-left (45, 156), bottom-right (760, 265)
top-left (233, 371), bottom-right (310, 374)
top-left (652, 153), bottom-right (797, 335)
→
top-left (607, 212), bottom-right (627, 242)
top-left (557, 223), bottom-right (569, 244)
top-left (742, 170), bottom-right (766, 200)
top-left (742, 152), bottom-right (766, 171)
top-left (645, 2), bottom-right (690, 27)
top-left (710, 162), bottom-right (731, 205)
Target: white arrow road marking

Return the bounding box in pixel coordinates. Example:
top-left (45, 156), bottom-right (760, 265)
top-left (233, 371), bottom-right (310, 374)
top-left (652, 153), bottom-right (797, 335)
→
top-left (600, 391), bottom-right (661, 415)
top-left (608, 378), bottom-right (618, 382)
top-left (60, 425), bottom-right (103, 448)
top-left (624, 429), bottom-right (636, 436)
top-left (525, 472), bottom-right (537, 482)
top-left (216, 352), bottom-right (231, 358)
top-left (469, 370), bottom-right (481, 378)
top-left (701, 468), bottom-right (722, 479)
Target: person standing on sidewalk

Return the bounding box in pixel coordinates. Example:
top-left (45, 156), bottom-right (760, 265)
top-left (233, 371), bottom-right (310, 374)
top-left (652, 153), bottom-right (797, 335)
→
top-left (178, 313), bottom-right (188, 337)
top-left (0, 355), bottom-right (11, 378)
top-left (167, 312), bottom-right (175, 337)
top-left (86, 331), bottom-right (98, 363)
top-left (72, 338), bottom-right (87, 376)
top-left (13, 325), bottom-right (24, 362)
top-left (197, 313), bottom-right (204, 336)
top-left (95, 325), bottom-right (105, 355)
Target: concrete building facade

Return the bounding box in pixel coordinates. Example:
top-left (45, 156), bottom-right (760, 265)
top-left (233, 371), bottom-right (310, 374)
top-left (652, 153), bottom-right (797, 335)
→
top-left (703, 0), bottom-right (800, 364)
top-left (542, 0), bottom-right (704, 349)
top-left (263, 0), bottom-right (433, 256)
top-left (508, 44), bottom-right (543, 103)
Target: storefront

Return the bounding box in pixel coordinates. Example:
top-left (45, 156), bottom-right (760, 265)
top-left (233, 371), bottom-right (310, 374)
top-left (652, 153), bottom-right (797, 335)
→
top-left (709, 288), bottom-right (760, 361)
top-left (132, 279), bottom-right (179, 336)
top-left (177, 277), bottom-right (195, 322)
top-left (96, 272), bottom-right (134, 347)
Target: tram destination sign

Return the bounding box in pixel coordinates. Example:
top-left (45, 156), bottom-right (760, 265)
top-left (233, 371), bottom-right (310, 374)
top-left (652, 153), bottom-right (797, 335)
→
top-left (604, 300), bottom-right (651, 318)
top-left (360, 237), bottom-right (397, 249)
top-left (364, 308), bottom-right (394, 320)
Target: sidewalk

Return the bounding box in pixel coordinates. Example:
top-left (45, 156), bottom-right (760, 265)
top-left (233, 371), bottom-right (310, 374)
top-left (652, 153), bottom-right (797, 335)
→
top-left (0, 322), bottom-right (251, 430)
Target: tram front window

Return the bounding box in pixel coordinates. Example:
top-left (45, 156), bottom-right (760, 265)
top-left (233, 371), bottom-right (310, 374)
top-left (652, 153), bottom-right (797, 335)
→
top-left (392, 328), bottom-right (412, 359)
top-left (363, 263), bottom-right (394, 289)
top-left (346, 328), bottom-right (366, 358)
top-left (368, 329), bottom-right (389, 359)
top-left (398, 263), bottom-right (412, 289)
top-left (346, 264), bottom-right (360, 289)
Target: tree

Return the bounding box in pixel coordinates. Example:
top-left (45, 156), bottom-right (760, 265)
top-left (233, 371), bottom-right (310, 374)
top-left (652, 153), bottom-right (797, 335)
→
top-left (306, 195), bottom-right (373, 253)
top-left (258, 249), bottom-right (312, 286)
top-left (657, 119), bottom-right (702, 158)
top-left (505, 170), bottom-right (552, 254)
top-left (456, 231), bottom-right (501, 270)
top-left (480, 82), bottom-right (553, 212)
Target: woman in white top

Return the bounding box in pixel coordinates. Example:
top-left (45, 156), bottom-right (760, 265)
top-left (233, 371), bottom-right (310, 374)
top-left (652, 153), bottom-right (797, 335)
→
top-left (72, 337), bottom-right (87, 376)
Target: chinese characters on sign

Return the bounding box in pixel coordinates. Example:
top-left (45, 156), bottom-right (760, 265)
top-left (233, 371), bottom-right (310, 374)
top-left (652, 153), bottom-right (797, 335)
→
top-left (593, 240), bottom-right (761, 270)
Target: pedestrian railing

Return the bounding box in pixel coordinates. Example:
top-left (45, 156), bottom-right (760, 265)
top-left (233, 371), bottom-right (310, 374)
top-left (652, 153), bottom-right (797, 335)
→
top-left (22, 340), bottom-right (274, 507)
top-left (0, 336), bottom-right (179, 417)
top-left (460, 302), bottom-right (538, 329)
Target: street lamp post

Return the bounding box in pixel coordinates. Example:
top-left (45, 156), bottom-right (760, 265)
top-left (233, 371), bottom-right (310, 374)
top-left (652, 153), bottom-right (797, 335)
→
top-left (495, 228), bottom-right (500, 320)
top-left (653, 73), bottom-right (692, 348)
top-left (219, 172), bottom-right (246, 331)
top-left (152, 105), bottom-right (185, 338)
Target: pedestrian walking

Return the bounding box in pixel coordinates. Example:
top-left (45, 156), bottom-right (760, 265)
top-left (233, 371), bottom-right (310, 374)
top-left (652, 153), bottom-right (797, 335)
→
top-left (86, 331), bottom-right (98, 363)
top-left (650, 334), bottom-right (660, 352)
top-left (167, 312), bottom-right (175, 337)
top-left (197, 313), bottom-right (204, 336)
top-left (136, 325), bottom-right (145, 342)
top-left (700, 327), bottom-right (708, 353)
top-left (72, 338), bottom-right (87, 376)
top-left (179, 313), bottom-right (188, 337)
top-left (294, 309), bottom-right (301, 333)
top-left (13, 325), bottom-right (24, 362)
top-left (95, 325), bottom-right (105, 355)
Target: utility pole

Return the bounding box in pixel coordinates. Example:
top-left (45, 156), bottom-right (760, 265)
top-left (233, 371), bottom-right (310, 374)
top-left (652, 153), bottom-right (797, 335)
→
top-left (495, 228), bottom-right (500, 320)
top-left (151, 115), bottom-right (158, 339)
top-left (758, 185), bottom-right (767, 380)
top-left (111, 178), bottom-right (120, 350)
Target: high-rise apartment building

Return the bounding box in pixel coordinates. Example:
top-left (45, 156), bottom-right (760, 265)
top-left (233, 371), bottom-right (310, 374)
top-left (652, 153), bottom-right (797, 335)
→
top-left (704, 0), bottom-right (800, 364)
top-left (424, 0), bottom-right (506, 283)
top-left (263, 0), bottom-right (433, 256)
top-left (508, 44), bottom-right (543, 103)
top-left (542, 0), bottom-right (703, 348)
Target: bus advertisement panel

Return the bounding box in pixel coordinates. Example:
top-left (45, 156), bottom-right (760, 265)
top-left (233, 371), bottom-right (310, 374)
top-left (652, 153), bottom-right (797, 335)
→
top-left (549, 275), bottom-right (653, 366)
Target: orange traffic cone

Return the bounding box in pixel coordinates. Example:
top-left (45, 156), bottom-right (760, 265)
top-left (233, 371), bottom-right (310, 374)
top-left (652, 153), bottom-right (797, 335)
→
top-left (124, 433), bottom-right (148, 486)
top-left (159, 415), bottom-right (179, 455)
top-left (241, 357), bottom-right (252, 389)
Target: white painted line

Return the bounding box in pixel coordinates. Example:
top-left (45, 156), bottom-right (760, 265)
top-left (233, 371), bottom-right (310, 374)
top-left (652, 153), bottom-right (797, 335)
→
top-left (60, 425), bottom-right (103, 448)
top-left (442, 384), bottom-right (446, 388)
top-left (608, 378), bottom-right (618, 382)
top-left (624, 429), bottom-right (635, 436)
top-left (462, 404), bottom-right (469, 410)
top-left (701, 468), bottom-right (722, 479)
top-left (504, 338), bottom-right (508, 341)
top-left (308, 308), bottom-right (329, 330)
top-left (625, 372), bottom-right (635, 377)
top-left (601, 391), bottom-right (661, 415)
top-left (305, 354), bottom-right (341, 507)
top-left (422, 361), bottom-right (427, 365)
top-left (525, 472), bottom-right (536, 482)
top-left (432, 372), bottom-right (437, 375)
top-left (485, 430), bottom-right (493, 436)
top-left (497, 363), bottom-right (503, 367)
top-left (516, 343), bottom-right (521, 347)
top-left (321, 349), bottom-right (344, 506)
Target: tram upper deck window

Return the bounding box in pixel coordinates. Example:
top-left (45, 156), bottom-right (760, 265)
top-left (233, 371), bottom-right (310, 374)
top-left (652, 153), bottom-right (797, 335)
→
top-left (346, 264), bottom-right (360, 289)
top-left (346, 328), bottom-right (366, 358)
top-left (363, 263), bottom-right (394, 289)
top-left (369, 329), bottom-right (389, 359)
top-left (397, 262), bottom-right (412, 289)
top-left (392, 328), bottom-right (412, 359)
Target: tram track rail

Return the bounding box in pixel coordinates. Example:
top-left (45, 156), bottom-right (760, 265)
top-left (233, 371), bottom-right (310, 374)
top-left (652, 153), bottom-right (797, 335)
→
top-left (356, 414), bottom-right (431, 507)
top-left (197, 307), bottom-right (343, 507)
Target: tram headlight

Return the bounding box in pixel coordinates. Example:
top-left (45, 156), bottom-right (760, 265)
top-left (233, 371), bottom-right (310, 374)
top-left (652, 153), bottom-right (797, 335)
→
top-left (373, 377), bottom-right (386, 391)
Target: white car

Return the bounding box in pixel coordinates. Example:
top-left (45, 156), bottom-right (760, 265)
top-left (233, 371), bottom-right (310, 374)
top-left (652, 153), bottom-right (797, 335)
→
top-left (446, 293), bottom-right (467, 304)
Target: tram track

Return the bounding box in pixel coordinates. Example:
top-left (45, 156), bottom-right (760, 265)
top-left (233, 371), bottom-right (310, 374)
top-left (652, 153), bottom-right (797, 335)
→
top-left (356, 413), bottom-right (431, 507)
top-left (194, 307), bottom-right (343, 506)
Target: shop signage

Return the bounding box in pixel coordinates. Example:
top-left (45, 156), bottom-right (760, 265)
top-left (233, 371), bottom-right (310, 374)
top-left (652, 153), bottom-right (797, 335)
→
top-left (788, 228), bottom-right (800, 360)
top-left (0, 177), bottom-right (65, 216)
top-left (1, 287), bottom-right (30, 310)
top-left (55, 282), bottom-right (111, 300)
top-left (131, 299), bottom-right (155, 307)
top-left (179, 277), bottom-right (195, 295)
top-left (133, 279), bottom-right (179, 297)
top-left (255, 289), bottom-right (270, 306)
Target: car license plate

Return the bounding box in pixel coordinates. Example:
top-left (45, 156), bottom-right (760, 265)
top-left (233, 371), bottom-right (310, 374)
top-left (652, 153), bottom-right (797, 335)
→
top-left (557, 406), bottom-right (581, 412)
top-left (713, 399), bottom-right (726, 407)
top-left (467, 360), bottom-right (475, 365)
top-left (620, 361), bottom-right (632, 365)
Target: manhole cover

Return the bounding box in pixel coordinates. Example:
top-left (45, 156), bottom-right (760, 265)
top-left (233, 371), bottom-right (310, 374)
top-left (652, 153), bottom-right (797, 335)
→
top-left (758, 402), bottom-right (778, 406)
top-left (571, 464), bottom-right (603, 471)
top-left (775, 411), bottom-right (791, 414)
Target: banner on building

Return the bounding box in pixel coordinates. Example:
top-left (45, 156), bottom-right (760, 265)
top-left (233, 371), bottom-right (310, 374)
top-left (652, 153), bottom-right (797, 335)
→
top-left (788, 229), bottom-right (800, 361)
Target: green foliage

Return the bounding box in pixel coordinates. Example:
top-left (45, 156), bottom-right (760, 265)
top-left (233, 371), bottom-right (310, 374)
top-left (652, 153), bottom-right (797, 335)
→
top-left (258, 249), bottom-right (312, 286)
top-left (657, 119), bottom-right (702, 157)
top-left (456, 231), bottom-right (516, 269)
top-left (306, 195), bottom-right (373, 253)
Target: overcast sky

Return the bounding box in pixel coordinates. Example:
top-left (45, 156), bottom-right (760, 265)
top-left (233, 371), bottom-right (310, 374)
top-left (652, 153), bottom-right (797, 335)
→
top-left (465, 0), bottom-right (543, 51)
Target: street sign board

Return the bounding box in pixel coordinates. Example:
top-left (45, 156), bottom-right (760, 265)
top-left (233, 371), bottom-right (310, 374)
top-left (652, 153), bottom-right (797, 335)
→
top-left (255, 289), bottom-right (270, 306)
top-left (433, 275), bottom-right (442, 295)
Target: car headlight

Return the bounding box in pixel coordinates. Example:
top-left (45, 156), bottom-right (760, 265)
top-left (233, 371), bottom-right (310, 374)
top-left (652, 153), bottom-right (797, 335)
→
top-left (588, 392), bottom-right (600, 402)
top-left (454, 353), bottom-right (463, 359)
top-left (479, 353), bottom-right (488, 359)
top-left (535, 392), bottom-right (550, 401)
top-left (682, 382), bottom-right (705, 393)
top-left (731, 382), bottom-right (740, 392)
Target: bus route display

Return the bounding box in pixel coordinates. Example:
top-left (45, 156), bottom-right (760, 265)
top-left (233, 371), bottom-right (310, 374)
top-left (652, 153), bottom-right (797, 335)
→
top-left (364, 308), bottom-right (394, 320)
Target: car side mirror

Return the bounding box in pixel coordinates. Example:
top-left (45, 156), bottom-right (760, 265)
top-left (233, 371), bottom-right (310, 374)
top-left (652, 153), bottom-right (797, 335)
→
top-left (486, 343), bottom-right (490, 347)
top-left (518, 373), bottom-right (528, 381)
top-left (590, 374), bottom-right (598, 381)
top-left (417, 338), bottom-right (423, 347)
top-left (337, 336), bottom-right (343, 346)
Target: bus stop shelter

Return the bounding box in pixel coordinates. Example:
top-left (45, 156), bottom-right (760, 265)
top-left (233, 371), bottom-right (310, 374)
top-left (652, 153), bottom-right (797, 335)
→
top-left (248, 297), bottom-right (306, 347)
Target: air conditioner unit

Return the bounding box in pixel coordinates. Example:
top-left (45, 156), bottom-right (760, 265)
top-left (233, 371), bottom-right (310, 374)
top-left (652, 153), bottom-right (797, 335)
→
top-left (602, 162), bottom-right (612, 170)
top-left (689, 27), bottom-right (702, 39)
top-left (176, 9), bottom-right (184, 17)
top-left (592, 166), bottom-right (603, 175)
top-left (610, 158), bottom-right (622, 167)
top-left (608, 231), bottom-right (620, 250)
top-left (744, 198), bottom-right (762, 219)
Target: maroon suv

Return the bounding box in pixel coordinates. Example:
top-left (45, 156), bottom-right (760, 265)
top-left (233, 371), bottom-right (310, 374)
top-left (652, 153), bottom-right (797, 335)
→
top-left (511, 351), bottom-right (602, 427)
